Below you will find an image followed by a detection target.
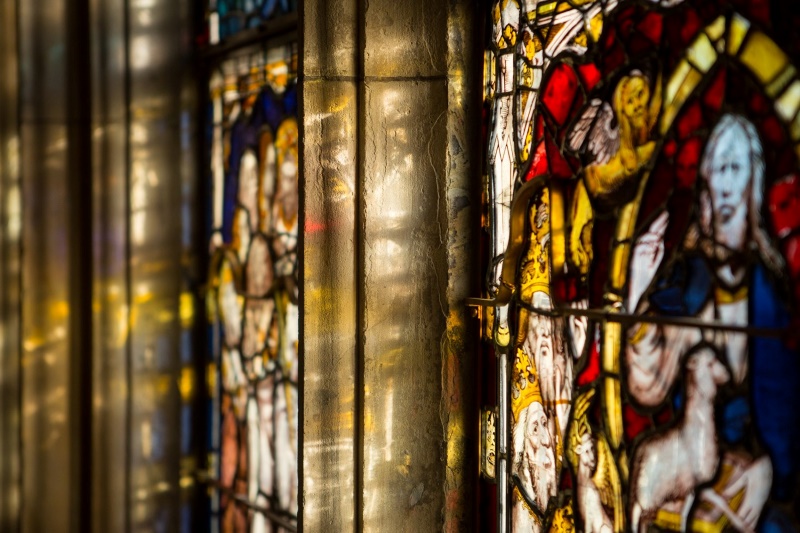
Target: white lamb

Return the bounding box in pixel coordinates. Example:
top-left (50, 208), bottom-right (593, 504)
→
top-left (629, 348), bottom-right (730, 533)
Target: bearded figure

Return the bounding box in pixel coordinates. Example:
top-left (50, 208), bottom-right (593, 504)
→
top-left (511, 355), bottom-right (558, 532)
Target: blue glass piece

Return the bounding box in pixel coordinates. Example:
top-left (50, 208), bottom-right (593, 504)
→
top-left (751, 263), bottom-right (800, 501)
top-left (649, 255), bottom-right (712, 316)
top-left (759, 506), bottom-right (799, 533)
top-left (261, 0), bottom-right (280, 19)
top-left (721, 395), bottom-right (749, 444)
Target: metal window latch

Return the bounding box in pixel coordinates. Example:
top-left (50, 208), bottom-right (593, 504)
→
top-left (480, 407), bottom-right (497, 482)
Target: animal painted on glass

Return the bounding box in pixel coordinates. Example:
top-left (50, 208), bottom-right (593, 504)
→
top-left (567, 387), bottom-right (623, 533)
top-left (629, 349), bottom-right (730, 533)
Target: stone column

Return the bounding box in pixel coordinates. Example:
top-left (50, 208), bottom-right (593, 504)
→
top-left (302, 1), bottom-right (480, 530)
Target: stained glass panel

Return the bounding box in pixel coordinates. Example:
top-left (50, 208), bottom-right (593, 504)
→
top-left (482, 1), bottom-right (800, 531)
top-left (208, 43), bottom-right (298, 532)
top-left (208, 0), bottom-right (298, 43)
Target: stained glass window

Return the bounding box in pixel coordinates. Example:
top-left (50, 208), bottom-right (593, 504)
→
top-left (482, 1), bottom-right (800, 531)
top-left (207, 43), bottom-right (299, 532)
top-left (208, 0), bottom-right (298, 43)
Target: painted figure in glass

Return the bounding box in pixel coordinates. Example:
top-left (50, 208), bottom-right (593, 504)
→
top-left (208, 43), bottom-right (298, 533)
top-left (482, 1), bottom-right (800, 532)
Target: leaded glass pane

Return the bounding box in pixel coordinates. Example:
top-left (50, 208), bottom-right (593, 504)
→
top-left (208, 42), bottom-right (298, 532)
top-left (483, 1), bottom-right (800, 531)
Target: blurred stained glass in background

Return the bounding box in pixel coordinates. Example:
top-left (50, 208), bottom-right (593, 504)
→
top-left (207, 42), bottom-right (299, 533)
top-left (208, 0), bottom-right (298, 43)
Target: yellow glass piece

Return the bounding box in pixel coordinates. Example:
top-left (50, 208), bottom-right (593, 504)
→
top-left (604, 375), bottom-right (622, 448)
top-left (483, 50), bottom-right (495, 100)
top-left (776, 80), bottom-right (800, 122)
top-left (550, 186), bottom-right (566, 274)
top-left (727, 13), bottom-right (751, 56)
top-left (503, 24), bottom-right (518, 47)
top-left (519, 188), bottom-right (551, 303)
top-left (618, 447), bottom-right (629, 482)
top-left (589, 13), bottom-right (604, 44)
top-left (740, 31), bottom-right (788, 84)
top-left (484, 304), bottom-right (495, 340)
top-left (537, 1), bottom-right (557, 17)
top-left (495, 323), bottom-right (511, 347)
top-left (706, 15), bottom-right (725, 43)
top-left (549, 504), bottom-right (576, 533)
top-left (661, 69), bottom-right (703, 135)
top-left (665, 59), bottom-right (692, 108)
top-left (603, 321), bottom-right (621, 374)
top-left (570, 181), bottom-right (593, 276)
top-left (511, 348), bottom-right (543, 422)
top-left (521, 122), bottom-right (533, 161)
top-left (653, 459), bottom-right (747, 532)
top-left (687, 32), bottom-right (717, 73)
top-left (603, 323), bottom-right (623, 448)
top-left (766, 65), bottom-right (796, 98)
top-left (609, 198), bottom-right (639, 291)
top-left (573, 31), bottom-right (588, 49)
top-left (792, 112), bottom-right (800, 142)
top-left (610, 242), bottom-right (632, 292)
top-left (479, 408), bottom-right (496, 480)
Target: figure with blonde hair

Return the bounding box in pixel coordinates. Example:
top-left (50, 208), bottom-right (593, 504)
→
top-left (625, 114), bottom-right (798, 530)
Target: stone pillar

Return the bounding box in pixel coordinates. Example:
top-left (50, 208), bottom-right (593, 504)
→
top-left (302, 1), bottom-right (481, 530)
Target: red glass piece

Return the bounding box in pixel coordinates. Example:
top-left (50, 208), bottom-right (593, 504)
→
top-left (769, 174), bottom-right (800, 239)
top-left (761, 115), bottom-right (786, 146)
top-left (542, 64), bottom-right (579, 126)
top-left (546, 132), bottom-right (573, 179)
top-left (782, 234), bottom-right (800, 277)
top-left (749, 91), bottom-right (770, 116)
top-left (629, 34), bottom-right (654, 57)
top-left (639, 164), bottom-right (674, 229)
top-left (663, 139), bottom-right (678, 158)
top-left (535, 114), bottom-right (545, 140)
top-left (577, 335), bottom-right (601, 386)
top-left (616, 6), bottom-right (636, 39)
top-left (603, 41), bottom-right (627, 75)
top-left (679, 9), bottom-right (702, 45)
top-left (637, 12), bottom-right (663, 45)
top-left (675, 138), bottom-right (702, 189)
top-left (577, 63), bottom-right (601, 92)
top-left (560, 468), bottom-right (573, 490)
top-left (623, 404), bottom-right (653, 443)
top-left (654, 404), bottom-right (674, 425)
top-left (775, 147), bottom-right (796, 178)
top-left (526, 141), bottom-right (548, 181)
top-left (676, 101), bottom-right (703, 140)
top-left (736, 0), bottom-right (770, 26)
top-left (552, 276), bottom-right (582, 304)
top-left (702, 68), bottom-right (726, 112)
